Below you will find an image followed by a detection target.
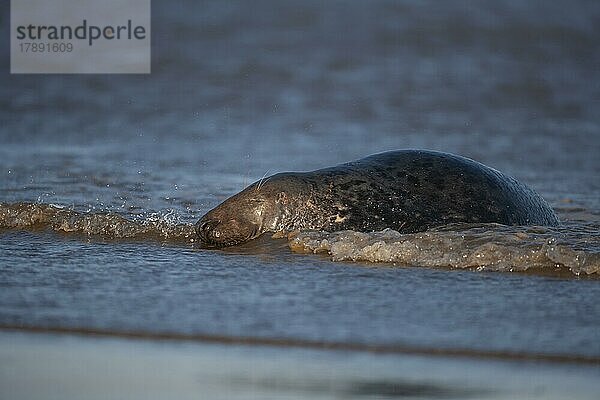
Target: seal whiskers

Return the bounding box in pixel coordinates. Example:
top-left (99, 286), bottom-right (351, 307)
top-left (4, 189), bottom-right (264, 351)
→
top-left (255, 170), bottom-right (272, 192)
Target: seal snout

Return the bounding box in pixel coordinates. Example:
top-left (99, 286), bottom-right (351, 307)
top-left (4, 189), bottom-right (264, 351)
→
top-left (196, 215), bottom-right (260, 247)
top-left (196, 218), bottom-right (222, 246)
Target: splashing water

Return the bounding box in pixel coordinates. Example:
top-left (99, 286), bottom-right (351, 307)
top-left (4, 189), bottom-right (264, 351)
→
top-left (289, 224), bottom-right (600, 276)
top-left (1, 201), bottom-right (598, 276)
top-left (0, 202), bottom-right (196, 244)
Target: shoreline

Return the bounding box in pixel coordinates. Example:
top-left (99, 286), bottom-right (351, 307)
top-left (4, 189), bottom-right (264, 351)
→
top-left (2, 324), bottom-right (598, 366)
top-left (2, 329), bottom-right (600, 400)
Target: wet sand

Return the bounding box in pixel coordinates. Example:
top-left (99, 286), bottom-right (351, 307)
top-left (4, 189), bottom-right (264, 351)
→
top-left (2, 330), bottom-right (599, 400)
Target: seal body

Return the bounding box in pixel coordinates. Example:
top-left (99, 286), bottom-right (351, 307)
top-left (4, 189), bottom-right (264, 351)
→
top-left (197, 150), bottom-right (559, 247)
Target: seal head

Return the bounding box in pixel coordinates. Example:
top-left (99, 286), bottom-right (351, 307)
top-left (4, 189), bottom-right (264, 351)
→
top-left (196, 175), bottom-right (310, 247)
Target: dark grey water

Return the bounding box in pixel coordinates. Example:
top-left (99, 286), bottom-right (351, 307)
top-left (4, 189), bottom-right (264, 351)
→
top-left (2, 229), bottom-right (600, 359)
top-left (1, 0), bottom-right (600, 392)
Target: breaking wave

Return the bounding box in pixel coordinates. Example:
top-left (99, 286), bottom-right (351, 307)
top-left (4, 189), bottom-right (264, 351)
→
top-left (2, 202), bottom-right (599, 276)
top-left (289, 223), bottom-right (600, 276)
top-left (0, 202), bottom-right (196, 244)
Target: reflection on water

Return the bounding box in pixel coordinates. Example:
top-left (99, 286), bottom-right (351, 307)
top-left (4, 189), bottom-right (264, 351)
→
top-left (238, 376), bottom-right (487, 399)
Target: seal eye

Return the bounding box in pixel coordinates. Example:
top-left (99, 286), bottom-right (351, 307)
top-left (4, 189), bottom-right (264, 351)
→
top-left (197, 219), bottom-right (221, 244)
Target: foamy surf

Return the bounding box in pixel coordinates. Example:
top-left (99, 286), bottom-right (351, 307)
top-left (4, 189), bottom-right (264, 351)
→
top-left (289, 224), bottom-right (600, 276)
top-left (2, 202), bottom-right (599, 276)
top-left (0, 202), bottom-right (196, 243)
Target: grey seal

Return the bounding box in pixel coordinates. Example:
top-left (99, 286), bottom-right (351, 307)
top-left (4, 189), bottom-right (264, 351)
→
top-left (197, 150), bottom-right (559, 247)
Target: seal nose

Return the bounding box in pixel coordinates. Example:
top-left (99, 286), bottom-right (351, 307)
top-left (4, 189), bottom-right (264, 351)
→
top-left (196, 219), bottom-right (220, 243)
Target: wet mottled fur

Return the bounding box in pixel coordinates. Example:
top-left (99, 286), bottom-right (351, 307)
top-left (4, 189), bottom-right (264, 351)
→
top-left (197, 150), bottom-right (559, 247)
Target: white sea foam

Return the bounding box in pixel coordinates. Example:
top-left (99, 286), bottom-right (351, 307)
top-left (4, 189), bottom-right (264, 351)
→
top-left (289, 224), bottom-right (600, 276)
top-left (2, 202), bottom-right (598, 276)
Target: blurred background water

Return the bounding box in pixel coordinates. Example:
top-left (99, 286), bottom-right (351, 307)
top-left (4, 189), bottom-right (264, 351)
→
top-left (1, 1), bottom-right (599, 398)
